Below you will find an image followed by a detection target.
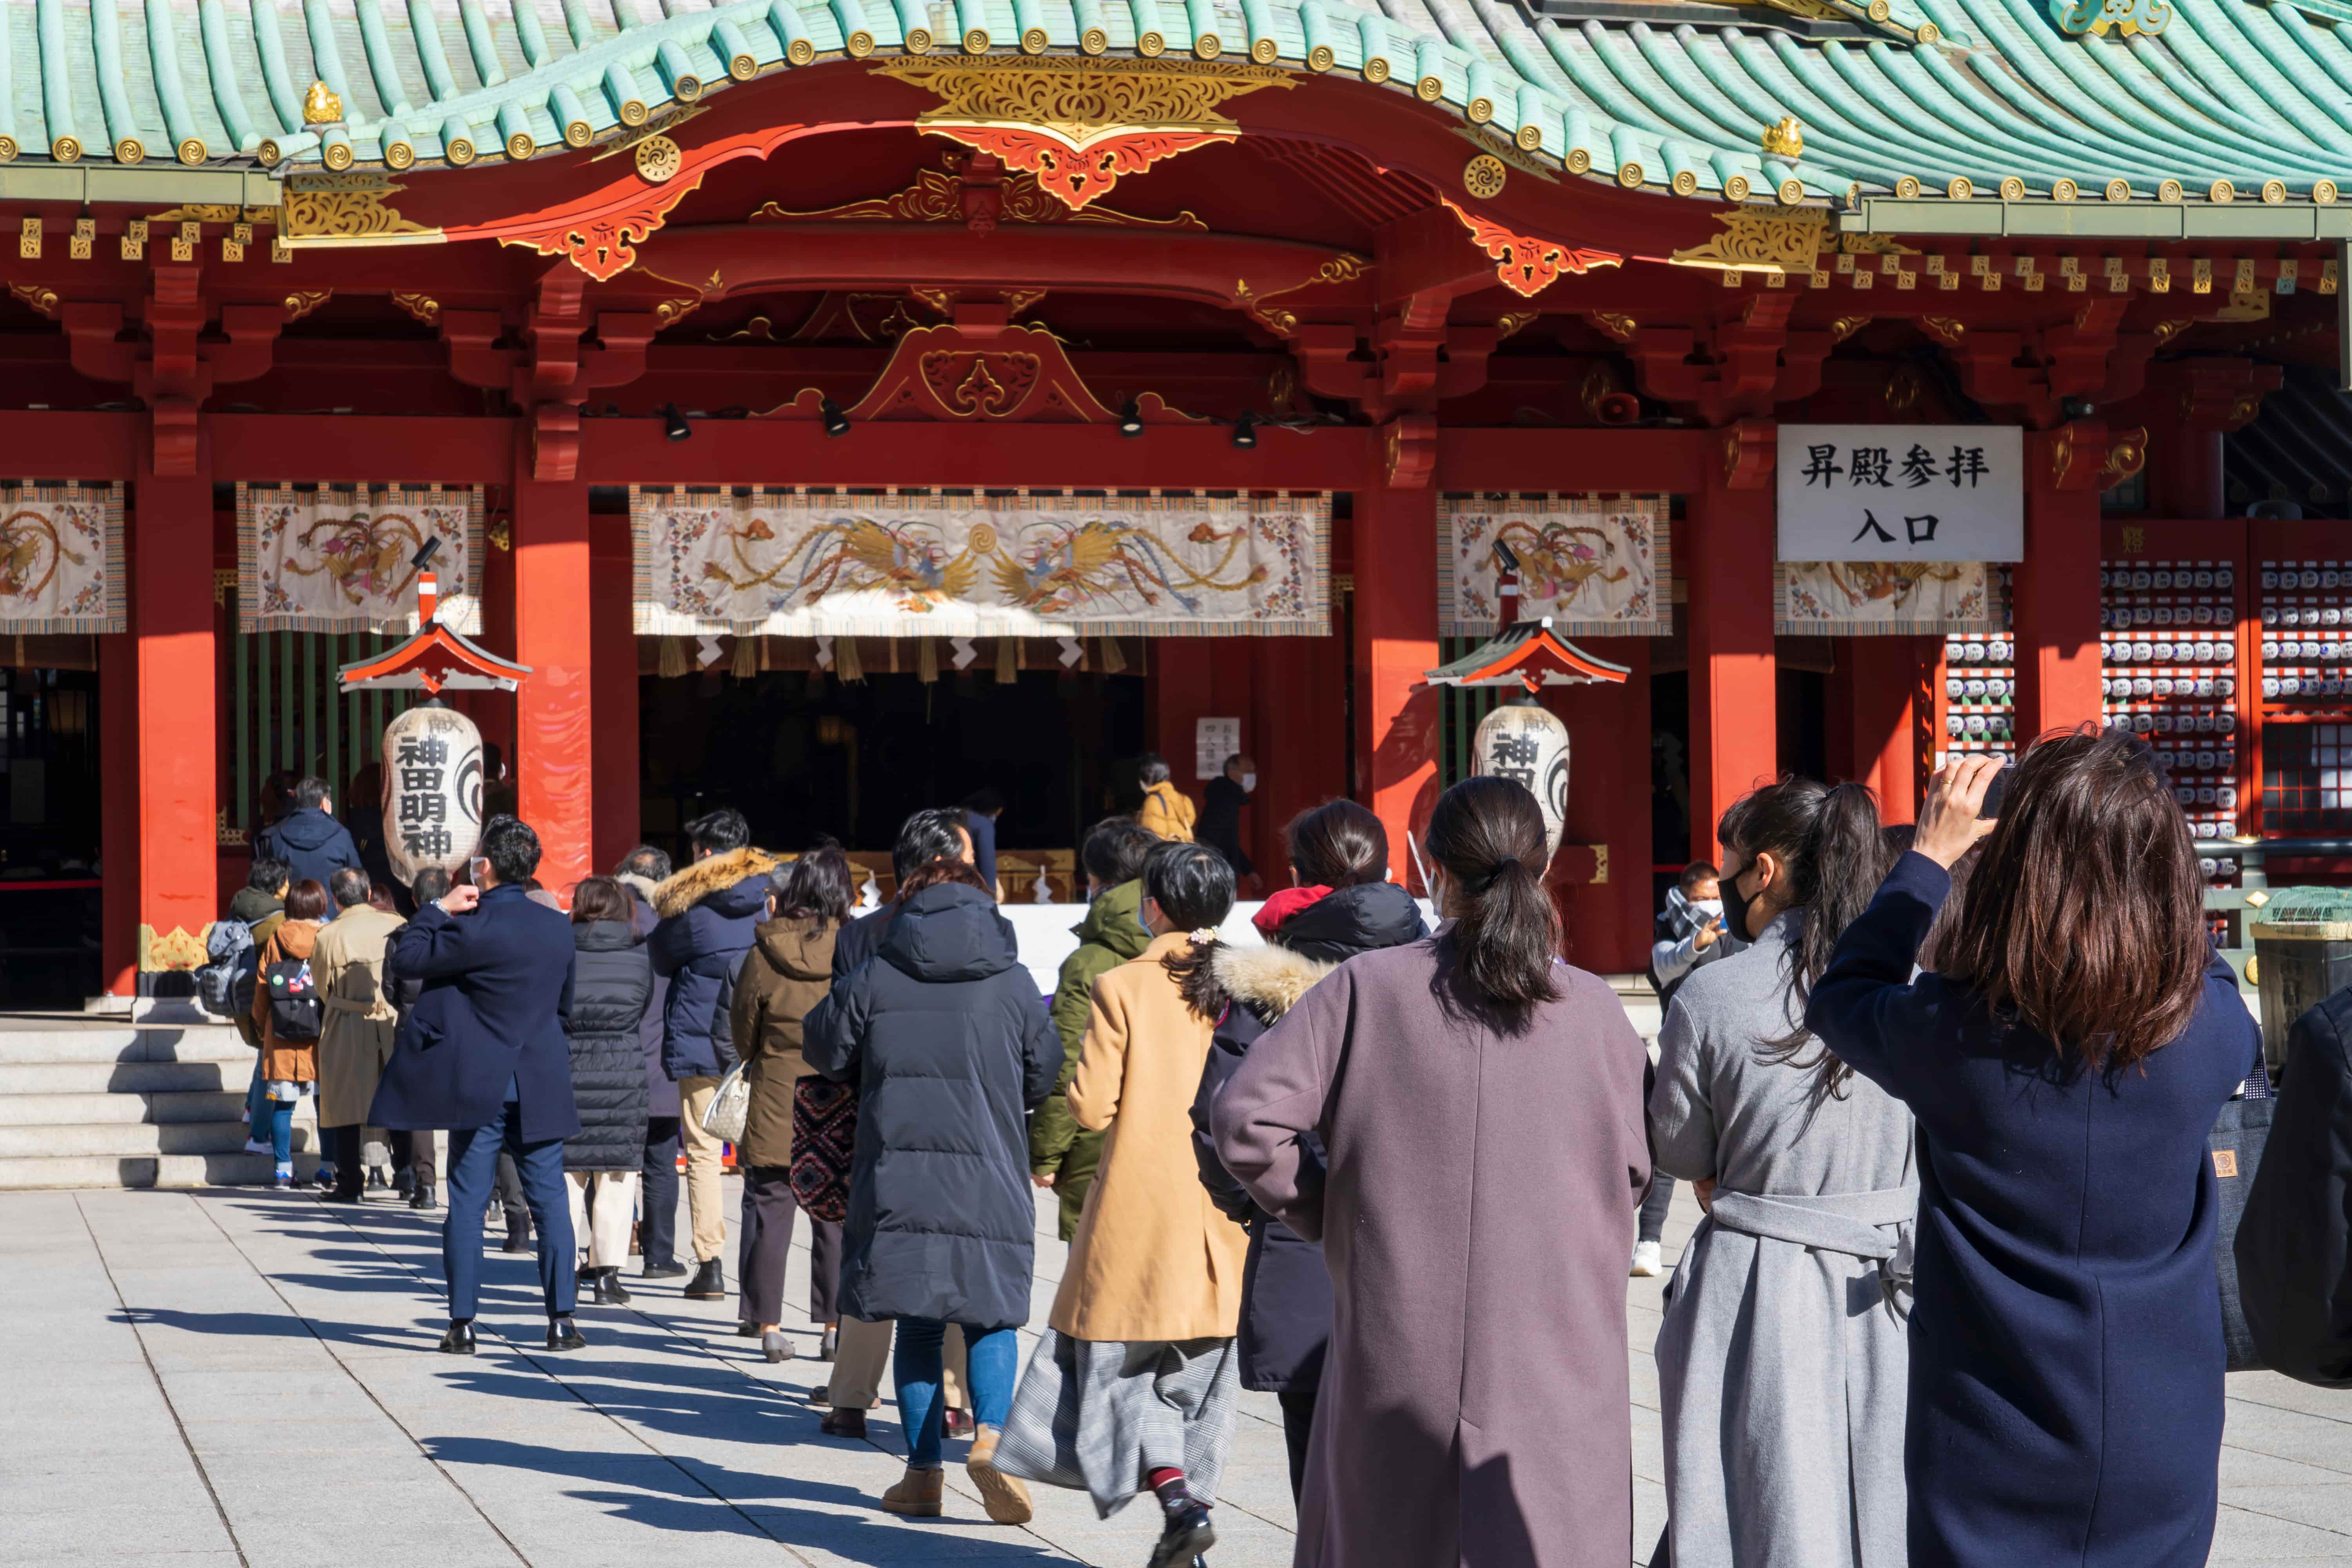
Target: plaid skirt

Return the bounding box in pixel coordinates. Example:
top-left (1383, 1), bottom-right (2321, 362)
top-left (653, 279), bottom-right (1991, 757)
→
top-left (992, 1329), bottom-right (1241, 1519)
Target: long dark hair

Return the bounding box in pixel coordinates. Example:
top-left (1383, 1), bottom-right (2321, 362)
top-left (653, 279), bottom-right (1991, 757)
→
top-left (1717, 776), bottom-right (1890, 1094)
top-left (1426, 776), bottom-right (1558, 1023)
top-left (1286, 799), bottom-right (1387, 888)
top-left (1147, 840), bottom-right (1238, 1020)
top-left (776, 846), bottom-right (854, 926)
top-left (570, 876), bottom-right (630, 924)
top-left (1937, 727), bottom-right (2207, 1071)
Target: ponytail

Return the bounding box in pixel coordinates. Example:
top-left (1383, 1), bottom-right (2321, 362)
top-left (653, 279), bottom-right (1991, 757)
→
top-left (1425, 776), bottom-right (1560, 1025)
top-left (1725, 776), bottom-right (1892, 1094)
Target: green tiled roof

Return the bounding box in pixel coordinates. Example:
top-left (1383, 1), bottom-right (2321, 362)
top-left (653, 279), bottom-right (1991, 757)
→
top-left (0, 0), bottom-right (2347, 234)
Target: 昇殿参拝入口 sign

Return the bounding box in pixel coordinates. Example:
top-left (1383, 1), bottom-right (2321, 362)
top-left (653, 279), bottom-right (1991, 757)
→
top-left (1776, 426), bottom-right (2023, 564)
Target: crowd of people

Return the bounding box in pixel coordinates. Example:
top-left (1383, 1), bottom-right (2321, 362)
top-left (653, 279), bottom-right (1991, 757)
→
top-left (205, 729), bottom-right (2352, 1567)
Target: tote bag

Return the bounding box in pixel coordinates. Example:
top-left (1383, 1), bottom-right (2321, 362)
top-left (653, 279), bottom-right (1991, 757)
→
top-left (2213, 1054), bottom-right (2275, 1373)
top-left (699, 1060), bottom-right (751, 1144)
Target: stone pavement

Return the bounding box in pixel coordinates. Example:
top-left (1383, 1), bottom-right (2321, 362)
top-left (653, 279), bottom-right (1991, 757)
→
top-left (5, 1178), bottom-right (2352, 1566)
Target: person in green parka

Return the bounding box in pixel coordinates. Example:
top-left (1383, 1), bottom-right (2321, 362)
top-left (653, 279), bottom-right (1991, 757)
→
top-left (1030, 817), bottom-right (1160, 1239)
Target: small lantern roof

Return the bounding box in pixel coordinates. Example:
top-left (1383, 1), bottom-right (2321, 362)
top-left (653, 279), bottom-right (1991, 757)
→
top-left (338, 624), bottom-right (531, 694)
top-left (1425, 617), bottom-right (1631, 693)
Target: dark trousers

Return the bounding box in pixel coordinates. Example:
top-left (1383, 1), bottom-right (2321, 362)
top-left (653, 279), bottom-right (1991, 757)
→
top-left (323, 1125), bottom-right (365, 1197)
top-left (1639, 1171), bottom-right (1677, 1245)
top-left (495, 1152), bottom-right (528, 1235)
top-left (1278, 1389), bottom-right (1317, 1503)
top-left (641, 1116), bottom-right (681, 1269)
top-left (738, 1165), bottom-right (843, 1325)
top-left (390, 1129), bottom-right (437, 1189)
top-left (443, 1098), bottom-right (575, 1321)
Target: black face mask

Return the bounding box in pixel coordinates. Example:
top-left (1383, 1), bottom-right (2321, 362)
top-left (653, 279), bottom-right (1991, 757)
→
top-left (1719, 857), bottom-right (1758, 942)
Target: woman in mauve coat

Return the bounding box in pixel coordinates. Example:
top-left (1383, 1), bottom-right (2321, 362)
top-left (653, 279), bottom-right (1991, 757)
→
top-left (1214, 776), bottom-right (1653, 1568)
top-left (1806, 734), bottom-right (2261, 1568)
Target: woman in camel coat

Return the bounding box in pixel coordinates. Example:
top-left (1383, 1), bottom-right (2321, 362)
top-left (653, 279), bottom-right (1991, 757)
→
top-left (997, 842), bottom-right (1249, 1568)
top-left (312, 878), bottom-right (406, 1201)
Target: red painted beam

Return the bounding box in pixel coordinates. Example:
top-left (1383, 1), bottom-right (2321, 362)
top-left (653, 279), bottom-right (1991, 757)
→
top-left (1434, 428), bottom-right (1713, 492)
top-left (211, 415), bottom-right (515, 484)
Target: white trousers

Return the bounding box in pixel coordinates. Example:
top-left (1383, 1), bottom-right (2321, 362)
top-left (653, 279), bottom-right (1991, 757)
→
top-left (567, 1171), bottom-right (640, 1270)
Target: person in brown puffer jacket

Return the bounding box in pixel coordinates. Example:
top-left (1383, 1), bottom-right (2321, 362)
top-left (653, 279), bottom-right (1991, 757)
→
top-left (250, 879), bottom-right (330, 1189)
top-left (730, 844), bottom-right (854, 1365)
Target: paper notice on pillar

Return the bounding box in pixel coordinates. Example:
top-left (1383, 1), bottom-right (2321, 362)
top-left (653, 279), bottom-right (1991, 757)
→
top-left (236, 484), bottom-right (483, 634)
top-left (1775, 561), bottom-right (2008, 634)
top-left (630, 488), bottom-right (1329, 638)
top-left (1776, 426), bottom-right (2024, 562)
top-left (1437, 494), bottom-right (1670, 637)
top-left (0, 483), bottom-right (123, 633)
top-left (1195, 717), bottom-right (1240, 780)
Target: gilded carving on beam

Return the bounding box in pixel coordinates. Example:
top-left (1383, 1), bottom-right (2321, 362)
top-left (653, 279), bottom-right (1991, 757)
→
top-left (1667, 205), bottom-right (1828, 276)
top-left (149, 203), bottom-right (277, 227)
top-left (752, 156), bottom-right (1207, 229)
top-left (768, 320), bottom-right (1201, 425)
top-left (1829, 315), bottom-right (1869, 343)
top-left (281, 289), bottom-right (332, 322)
top-left (654, 295), bottom-right (704, 328)
top-left (1586, 311), bottom-right (1636, 342)
top-left (505, 174), bottom-right (704, 282)
top-left (588, 105), bottom-right (708, 163)
top-left (1917, 315), bottom-right (1965, 345)
top-left (1495, 310), bottom-right (1539, 341)
top-left (8, 282), bottom-right (58, 319)
top-left (1234, 254), bottom-right (1368, 338)
top-left (635, 135), bottom-right (684, 183)
top-left (1440, 198), bottom-right (1619, 298)
top-left (871, 57), bottom-right (1292, 209)
top-left (2101, 426), bottom-right (2149, 491)
top-left (391, 292), bottom-right (441, 326)
top-left (281, 174), bottom-right (441, 247)
top-left (2152, 318), bottom-right (2195, 346)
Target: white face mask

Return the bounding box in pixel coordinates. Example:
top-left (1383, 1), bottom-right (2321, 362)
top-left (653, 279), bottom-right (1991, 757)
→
top-left (1689, 897), bottom-right (1723, 920)
top-left (1239, 773), bottom-right (1258, 793)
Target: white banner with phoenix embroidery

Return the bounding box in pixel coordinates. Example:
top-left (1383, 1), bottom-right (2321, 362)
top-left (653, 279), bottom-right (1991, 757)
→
top-left (631, 489), bottom-right (1329, 637)
top-left (236, 485), bottom-right (484, 634)
top-left (1438, 494), bottom-right (1670, 637)
top-left (0, 483), bottom-right (123, 633)
top-left (1775, 561), bottom-right (2004, 634)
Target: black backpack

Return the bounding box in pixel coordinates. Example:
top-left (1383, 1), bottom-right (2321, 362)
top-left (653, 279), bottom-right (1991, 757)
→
top-left (263, 957), bottom-right (322, 1042)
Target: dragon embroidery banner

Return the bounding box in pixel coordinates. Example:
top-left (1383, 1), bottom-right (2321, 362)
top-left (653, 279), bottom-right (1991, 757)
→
top-left (1776, 561), bottom-right (2004, 633)
top-left (630, 489), bottom-right (1329, 637)
top-left (1439, 495), bottom-right (1670, 637)
top-left (0, 483), bottom-right (122, 633)
top-left (236, 485), bottom-right (484, 635)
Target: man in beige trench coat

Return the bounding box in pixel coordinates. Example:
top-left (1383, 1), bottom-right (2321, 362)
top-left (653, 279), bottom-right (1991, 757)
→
top-left (314, 868), bottom-right (406, 1203)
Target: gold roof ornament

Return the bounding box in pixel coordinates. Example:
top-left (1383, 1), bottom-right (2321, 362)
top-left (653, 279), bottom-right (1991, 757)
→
top-left (303, 80), bottom-right (343, 125)
top-left (1762, 116), bottom-right (1803, 159)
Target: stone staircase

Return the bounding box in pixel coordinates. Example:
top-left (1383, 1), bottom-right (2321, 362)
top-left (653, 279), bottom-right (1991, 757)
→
top-left (0, 1019), bottom-right (318, 1189)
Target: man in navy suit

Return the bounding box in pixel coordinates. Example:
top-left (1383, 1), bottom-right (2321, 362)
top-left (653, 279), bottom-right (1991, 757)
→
top-left (370, 815), bottom-right (584, 1354)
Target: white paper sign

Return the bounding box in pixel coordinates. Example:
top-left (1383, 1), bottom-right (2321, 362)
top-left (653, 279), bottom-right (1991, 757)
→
top-left (1196, 717), bottom-right (1241, 781)
top-left (1777, 426), bottom-right (2023, 563)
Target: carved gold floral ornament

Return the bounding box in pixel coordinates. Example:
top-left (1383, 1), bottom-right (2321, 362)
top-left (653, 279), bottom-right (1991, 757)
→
top-left (279, 173), bottom-right (442, 249)
top-left (1667, 205), bottom-right (1829, 276)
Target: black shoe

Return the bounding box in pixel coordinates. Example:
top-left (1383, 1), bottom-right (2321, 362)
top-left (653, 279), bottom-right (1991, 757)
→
top-left (409, 1181), bottom-right (435, 1212)
top-left (589, 1269), bottom-right (632, 1307)
top-left (1147, 1505), bottom-right (1216, 1568)
top-left (321, 1190), bottom-right (364, 1205)
top-left (393, 1167), bottom-right (416, 1196)
top-left (736, 1320), bottom-right (760, 1338)
top-left (438, 1322), bottom-right (477, 1356)
top-left (639, 1259), bottom-right (688, 1279)
top-left (819, 1324), bottom-right (839, 1361)
top-left (546, 1318), bottom-right (587, 1352)
top-left (683, 1259), bottom-right (725, 1299)
top-left (501, 1227), bottom-right (530, 1254)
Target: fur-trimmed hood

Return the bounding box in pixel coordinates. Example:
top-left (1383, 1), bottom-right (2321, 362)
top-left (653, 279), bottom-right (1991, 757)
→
top-left (651, 846), bottom-right (780, 919)
top-left (1212, 943), bottom-right (1336, 1023)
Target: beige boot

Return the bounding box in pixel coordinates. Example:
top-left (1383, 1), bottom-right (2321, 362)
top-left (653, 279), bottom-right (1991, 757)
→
top-left (879, 1465), bottom-right (944, 1518)
top-left (965, 1426), bottom-right (1034, 1524)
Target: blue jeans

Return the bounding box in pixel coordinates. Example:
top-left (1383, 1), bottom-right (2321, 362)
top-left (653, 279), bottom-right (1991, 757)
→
top-left (895, 1319), bottom-right (1017, 1469)
top-left (266, 1099), bottom-right (294, 1166)
top-left (245, 1054), bottom-right (268, 1142)
top-left (442, 1096), bottom-right (575, 1321)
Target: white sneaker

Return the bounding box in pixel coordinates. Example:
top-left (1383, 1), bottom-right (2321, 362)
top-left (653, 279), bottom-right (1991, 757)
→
top-left (243, 1138), bottom-right (271, 1156)
top-left (1630, 1240), bottom-right (1664, 1278)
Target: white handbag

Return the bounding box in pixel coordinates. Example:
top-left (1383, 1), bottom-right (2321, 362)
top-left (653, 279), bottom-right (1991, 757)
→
top-left (701, 1061), bottom-right (751, 1143)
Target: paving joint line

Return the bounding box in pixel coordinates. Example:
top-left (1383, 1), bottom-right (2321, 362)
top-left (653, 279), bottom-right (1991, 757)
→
top-left (71, 1191), bottom-right (253, 1568)
top-left (188, 1191), bottom-right (539, 1567)
top-left (281, 1190), bottom-right (830, 1567)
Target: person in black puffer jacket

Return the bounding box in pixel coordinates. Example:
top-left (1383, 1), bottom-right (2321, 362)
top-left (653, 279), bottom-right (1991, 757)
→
top-left (803, 858), bottom-right (1060, 1523)
top-left (1191, 799), bottom-right (1427, 1503)
top-left (563, 877), bottom-right (654, 1306)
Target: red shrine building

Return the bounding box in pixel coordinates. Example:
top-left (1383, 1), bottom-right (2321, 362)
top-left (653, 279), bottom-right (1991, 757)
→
top-left (0, 0), bottom-right (2336, 999)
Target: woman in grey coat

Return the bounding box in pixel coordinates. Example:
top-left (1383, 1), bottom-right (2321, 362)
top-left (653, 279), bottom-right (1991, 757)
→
top-left (1651, 777), bottom-right (1915, 1568)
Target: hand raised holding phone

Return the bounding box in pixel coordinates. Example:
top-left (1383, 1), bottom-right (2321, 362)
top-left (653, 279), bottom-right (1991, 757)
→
top-left (1913, 755), bottom-right (2005, 868)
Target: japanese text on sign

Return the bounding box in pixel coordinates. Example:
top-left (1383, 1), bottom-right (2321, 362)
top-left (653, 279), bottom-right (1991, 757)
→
top-left (1776, 425), bottom-right (2022, 563)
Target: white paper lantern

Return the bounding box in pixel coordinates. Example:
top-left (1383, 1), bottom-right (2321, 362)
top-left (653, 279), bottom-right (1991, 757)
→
top-left (1473, 699), bottom-right (1571, 856)
top-left (381, 703), bottom-right (486, 886)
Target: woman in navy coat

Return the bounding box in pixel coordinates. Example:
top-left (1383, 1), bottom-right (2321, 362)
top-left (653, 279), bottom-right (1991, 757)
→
top-left (1806, 733), bottom-right (2260, 1568)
